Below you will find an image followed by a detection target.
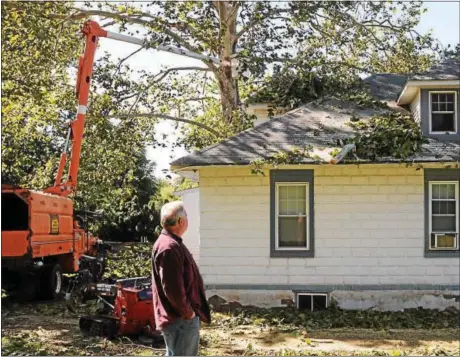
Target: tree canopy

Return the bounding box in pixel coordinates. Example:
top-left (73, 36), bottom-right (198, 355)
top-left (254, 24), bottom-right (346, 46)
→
top-left (37, 1), bottom-right (443, 151)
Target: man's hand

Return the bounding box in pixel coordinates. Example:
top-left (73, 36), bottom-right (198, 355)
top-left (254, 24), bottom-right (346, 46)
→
top-left (184, 311), bottom-right (196, 320)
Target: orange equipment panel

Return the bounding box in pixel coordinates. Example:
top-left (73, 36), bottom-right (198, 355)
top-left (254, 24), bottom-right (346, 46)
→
top-left (2, 187), bottom-right (74, 258)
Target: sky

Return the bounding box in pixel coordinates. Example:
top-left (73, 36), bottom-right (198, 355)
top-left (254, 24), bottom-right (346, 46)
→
top-left (93, 1), bottom-right (460, 179)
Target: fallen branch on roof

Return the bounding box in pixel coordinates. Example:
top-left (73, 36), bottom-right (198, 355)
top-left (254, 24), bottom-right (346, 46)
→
top-left (329, 143), bottom-right (357, 164)
top-left (345, 111), bottom-right (426, 161)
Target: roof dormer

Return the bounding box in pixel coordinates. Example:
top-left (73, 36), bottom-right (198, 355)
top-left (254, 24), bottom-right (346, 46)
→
top-left (397, 58), bottom-right (460, 140)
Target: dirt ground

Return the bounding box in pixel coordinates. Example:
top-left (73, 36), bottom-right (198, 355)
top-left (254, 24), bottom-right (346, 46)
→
top-left (1, 301), bottom-right (459, 356)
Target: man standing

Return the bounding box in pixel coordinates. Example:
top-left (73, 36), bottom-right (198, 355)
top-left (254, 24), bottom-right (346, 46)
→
top-left (152, 201), bottom-right (211, 356)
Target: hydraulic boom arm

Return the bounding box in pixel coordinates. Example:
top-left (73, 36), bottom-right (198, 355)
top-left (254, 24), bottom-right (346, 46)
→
top-left (45, 20), bottom-right (231, 196)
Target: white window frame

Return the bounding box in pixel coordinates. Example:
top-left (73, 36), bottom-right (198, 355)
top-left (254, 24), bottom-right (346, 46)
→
top-left (296, 293), bottom-right (329, 311)
top-left (275, 182), bottom-right (309, 251)
top-left (428, 181), bottom-right (459, 251)
top-left (429, 91), bottom-right (457, 134)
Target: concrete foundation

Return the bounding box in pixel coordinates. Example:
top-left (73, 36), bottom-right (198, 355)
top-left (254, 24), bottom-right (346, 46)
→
top-left (206, 289), bottom-right (460, 311)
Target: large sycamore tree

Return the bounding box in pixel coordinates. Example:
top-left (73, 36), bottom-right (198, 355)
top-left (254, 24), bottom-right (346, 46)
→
top-left (3, 1), bottom-right (444, 158)
top-left (35, 1), bottom-right (441, 149)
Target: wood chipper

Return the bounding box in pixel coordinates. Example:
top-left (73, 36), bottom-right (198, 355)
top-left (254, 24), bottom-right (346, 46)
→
top-left (2, 20), bottom-right (235, 300)
top-left (1, 185), bottom-right (109, 299)
top-left (74, 277), bottom-right (161, 343)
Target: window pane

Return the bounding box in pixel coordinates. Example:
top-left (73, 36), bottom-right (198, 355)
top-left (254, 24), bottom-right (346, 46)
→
top-left (279, 199), bottom-right (289, 215)
top-left (447, 201), bottom-right (457, 215)
top-left (433, 200), bottom-right (456, 215)
top-left (432, 183), bottom-right (456, 200)
top-left (431, 93), bottom-right (439, 103)
top-left (286, 185), bottom-right (305, 199)
top-left (280, 199), bottom-right (296, 215)
top-left (278, 185), bottom-right (307, 215)
top-left (278, 216), bottom-right (307, 247)
top-left (279, 186), bottom-right (288, 200)
top-left (298, 199), bottom-right (307, 215)
top-left (432, 216), bottom-right (456, 232)
top-left (432, 113), bottom-right (455, 132)
top-left (287, 200), bottom-right (297, 215)
top-left (447, 184), bottom-right (456, 199)
top-left (286, 186), bottom-right (296, 199)
top-left (446, 102), bottom-right (454, 111)
top-left (440, 94), bottom-right (447, 102)
top-left (431, 200), bottom-right (442, 214)
top-left (437, 234), bottom-right (456, 248)
top-left (446, 94), bottom-right (454, 103)
top-left (440, 184), bottom-right (447, 199)
top-left (432, 184), bottom-right (440, 199)
top-left (279, 185), bottom-right (306, 199)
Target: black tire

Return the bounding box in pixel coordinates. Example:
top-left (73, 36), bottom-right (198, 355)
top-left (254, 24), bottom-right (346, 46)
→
top-left (79, 316), bottom-right (118, 339)
top-left (39, 263), bottom-right (63, 300)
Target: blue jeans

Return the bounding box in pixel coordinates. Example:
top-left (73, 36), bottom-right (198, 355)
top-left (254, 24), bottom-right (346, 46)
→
top-left (161, 316), bottom-right (200, 356)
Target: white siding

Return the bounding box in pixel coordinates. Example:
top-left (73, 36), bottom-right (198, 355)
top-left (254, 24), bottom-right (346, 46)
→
top-left (198, 165), bottom-right (459, 286)
top-left (176, 188), bottom-right (200, 265)
top-left (410, 90), bottom-right (421, 123)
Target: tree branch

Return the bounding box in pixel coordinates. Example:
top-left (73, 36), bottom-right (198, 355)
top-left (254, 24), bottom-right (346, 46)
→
top-left (235, 8), bottom-right (290, 41)
top-left (318, 9), bottom-right (392, 58)
top-left (153, 66), bottom-right (211, 84)
top-left (119, 66), bottom-right (212, 102)
top-left (116, 47), bottom-right (144, 73)
top-left (182, 97), bottom-right (215, 102)
top-left (107, 113), bottom-right (221, 137)
top-left (228, 2), bottom-right (241, 23)
top-left (50, 8), bottom-right (218, 71)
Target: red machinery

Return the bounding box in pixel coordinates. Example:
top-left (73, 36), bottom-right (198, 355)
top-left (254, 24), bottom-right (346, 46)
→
top-left (77, 277), bottom-right (161, 342)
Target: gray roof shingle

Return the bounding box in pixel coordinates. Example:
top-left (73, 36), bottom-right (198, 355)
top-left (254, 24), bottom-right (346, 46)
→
top-left (362, 73), bottom-right (407, 102)
top-left (172, 58), bottom-right (460, 167)
top-left (410, 57), bottom-right (460, 81)
top-left (171, 98), bottom-right (459, 167)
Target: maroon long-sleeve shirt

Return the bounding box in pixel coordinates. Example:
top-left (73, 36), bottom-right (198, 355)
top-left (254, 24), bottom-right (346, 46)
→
top-left (151, 229), bottom-right (211, 330)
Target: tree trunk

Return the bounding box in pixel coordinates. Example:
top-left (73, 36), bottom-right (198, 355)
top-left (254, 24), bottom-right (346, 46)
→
top-left (217, 69), bottom-right (237, 124)
top-left (215, 2), bottom-right (239, 124)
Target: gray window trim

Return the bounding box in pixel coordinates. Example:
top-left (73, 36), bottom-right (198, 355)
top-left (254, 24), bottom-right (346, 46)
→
top-left (424, 168), bottom-right (460, 258)
top-left (419, 88), bottom-right (460, 140)
top-left (270, 170), bottom-right (314, 258)
top-left (429, 91), bottom-right (458, 134)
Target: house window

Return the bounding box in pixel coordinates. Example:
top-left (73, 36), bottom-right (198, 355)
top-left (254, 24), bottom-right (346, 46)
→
top-left (270, 170), bottom-right (314, 258)
top-left (276, 183), bottom-right (309, 249)
top-left (430, 92), bottom-right (457, 133)
top-left (429, 182), bottom-right (459, 250)
top-left (424, 169), bottom-right (460, 258)
top-left (297, 293), bottom-right (328, 311)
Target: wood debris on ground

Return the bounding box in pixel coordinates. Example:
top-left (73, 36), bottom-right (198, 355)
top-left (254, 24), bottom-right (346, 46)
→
top-left (2, 300), bottom-right (459, 356)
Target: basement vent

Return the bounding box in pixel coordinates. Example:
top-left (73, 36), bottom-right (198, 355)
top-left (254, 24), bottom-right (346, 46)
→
top-left (297, 293), bottom-right (328, 311)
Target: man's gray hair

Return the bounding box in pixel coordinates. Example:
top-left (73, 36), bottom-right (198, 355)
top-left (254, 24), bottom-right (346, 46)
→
top-left (160, 201), bottom-right (187, 227)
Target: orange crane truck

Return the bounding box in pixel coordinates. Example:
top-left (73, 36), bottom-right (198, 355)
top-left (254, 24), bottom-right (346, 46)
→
top-left (2, 20), bottom-right (234, 300)
top-left (1, 21), bottom-right (115, 299)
